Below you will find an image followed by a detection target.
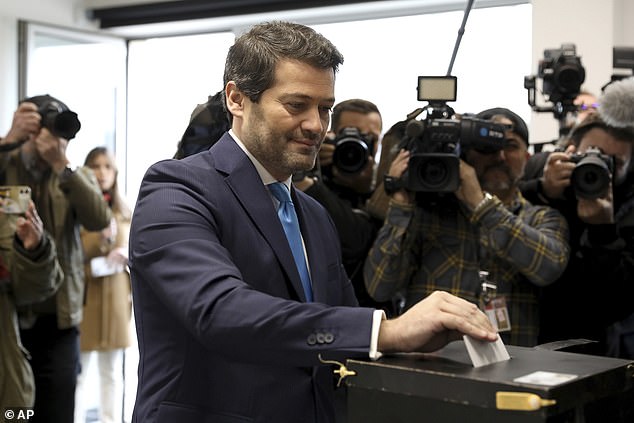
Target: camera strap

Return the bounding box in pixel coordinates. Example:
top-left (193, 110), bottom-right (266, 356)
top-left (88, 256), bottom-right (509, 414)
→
top-left (0, 139), bottom-right (27, 153)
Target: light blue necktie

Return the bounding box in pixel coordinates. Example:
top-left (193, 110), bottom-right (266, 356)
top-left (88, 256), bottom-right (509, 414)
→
top-left (269, 182), bottom-right (313, 302)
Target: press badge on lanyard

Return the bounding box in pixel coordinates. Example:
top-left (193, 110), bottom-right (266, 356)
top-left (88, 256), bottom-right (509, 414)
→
top-left (478, 271), bottom-right (511, 332)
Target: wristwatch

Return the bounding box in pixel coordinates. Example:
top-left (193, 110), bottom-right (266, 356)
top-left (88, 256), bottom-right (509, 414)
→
top-left (383, 175), bottom-right (404, 195)
top-left (472, 191), bottom-right (494, 214)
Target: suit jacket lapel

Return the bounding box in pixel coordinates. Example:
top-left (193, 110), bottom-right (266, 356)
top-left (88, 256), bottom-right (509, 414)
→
top-left (212, 134), bottom-right (311, 302)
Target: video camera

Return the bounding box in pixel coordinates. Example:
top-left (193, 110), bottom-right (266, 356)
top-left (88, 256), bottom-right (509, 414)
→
top-left (524, 43), bottom-right (586, 124)
top-left (539, 44), bottom-right (586, 105)
top-left (330, 127), bottom-right (376, 174)
top-left (568, 147), bottom-right (614, 200)
top-left (389, 76), bottom-right (507, 193)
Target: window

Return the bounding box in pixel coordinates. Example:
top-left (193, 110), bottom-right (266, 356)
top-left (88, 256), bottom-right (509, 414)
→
top-left (126, 32), bottom-right (235, 202)
top-left (19, 22), bottom-right (127, 175)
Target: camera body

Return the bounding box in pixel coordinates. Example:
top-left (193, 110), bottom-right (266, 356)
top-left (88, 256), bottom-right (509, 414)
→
top-left (330, 126), bottom-right (376, 174)
top-left (538, 43), bottom-right (586, 105)
top-left (37, 99), bottom-right (81, 140)
top-left (569, 147), bottom-right (614, 199)
top-left (401, 116), bottom-right (507, 192)
top-left (383, 76), bottom-right (507, 194)
top-left (25, 94), bottom-right (81, 140)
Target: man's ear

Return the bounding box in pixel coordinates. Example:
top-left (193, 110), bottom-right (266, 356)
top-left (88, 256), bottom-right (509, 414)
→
top-left (225, 82), bottom-right (244, 118)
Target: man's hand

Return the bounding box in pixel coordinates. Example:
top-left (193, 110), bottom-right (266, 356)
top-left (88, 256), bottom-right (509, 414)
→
top-left (541, 148), bottom-right (576, 200)
top-left (319, 139), bottom-right (335, 167)
top-left (386, 149), bottom-right (414, 205)
top-left (577, 184), bottom-right (615, 224)
top-left (378, 290), bottom-right (498, 354)
top-left (15, 201), bottom-right (44, 250)
top-left (34, 128), bottom-right (69, 174)
top-left (2, 102), bottom-right (41, 144)
top-left (454, 160), bottom-right (485, 210)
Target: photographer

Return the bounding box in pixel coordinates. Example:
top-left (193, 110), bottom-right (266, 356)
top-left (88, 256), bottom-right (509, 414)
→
top-left (294, 99), bottom-right (396, 315)
top-left (0, 200), bottom-right (62, 411)
top-left (1, 96), bottom-right (111, 423)
top-left (364, 107), bottom-right (570, 347)
top-left (520, 109), bottom-right (634, 357)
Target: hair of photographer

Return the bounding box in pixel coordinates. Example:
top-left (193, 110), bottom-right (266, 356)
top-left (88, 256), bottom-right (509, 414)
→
top-left (75, 146), bottom-right (132, 423)
top-left (331, 99), bottom-right (382, 134)
top-left (173, 91), bottom-right (230, 159)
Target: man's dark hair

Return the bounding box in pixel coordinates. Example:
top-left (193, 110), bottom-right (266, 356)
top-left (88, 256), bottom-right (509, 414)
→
top-left (223, 21), bottom-right (344, 106)
top-left (568, 112), bottom-right (634, 147)
top-left (331, 98), bottom-right (382, 132)
top-left (174, 91), bottom-right (229, 159)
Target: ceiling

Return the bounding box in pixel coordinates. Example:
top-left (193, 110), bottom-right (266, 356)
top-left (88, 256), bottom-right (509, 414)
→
top-left (85, 0), bottom-right (525, 39)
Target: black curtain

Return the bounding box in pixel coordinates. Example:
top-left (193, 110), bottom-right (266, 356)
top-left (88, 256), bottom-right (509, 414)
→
top-left (89, 0), bottom-right (385, 28)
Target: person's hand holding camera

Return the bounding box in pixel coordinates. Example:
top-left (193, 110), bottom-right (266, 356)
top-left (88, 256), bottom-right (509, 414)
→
top-left (577, 183), bottom-right (615, 224)
top-left (35, 128), bottom-right (70, 174)
top-left (2, 102), bottom-right (40, 145)
top-left (454, 159), bottom-right (486, 210)
top-left (385, 149), bottom-right (414, 205)
top-left (540, 146), bottom-right (577, 201)
top-left (318, 134), bottom-right (336, 167)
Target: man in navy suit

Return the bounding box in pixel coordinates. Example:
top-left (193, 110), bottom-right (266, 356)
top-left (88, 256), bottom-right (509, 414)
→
top-left (129, 21), bottom-right (497, 423)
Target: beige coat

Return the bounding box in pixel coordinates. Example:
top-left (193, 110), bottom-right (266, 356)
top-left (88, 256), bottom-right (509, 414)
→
top-left (79, 210), bottom-right (131, 351)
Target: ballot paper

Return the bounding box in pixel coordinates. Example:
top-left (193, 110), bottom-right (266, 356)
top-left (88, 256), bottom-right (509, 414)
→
top-left (463, 335), bottom-right (511, 367)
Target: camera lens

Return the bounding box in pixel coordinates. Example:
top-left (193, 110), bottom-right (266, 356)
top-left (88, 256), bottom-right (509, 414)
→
top-left (419, 158), bottom-right (448, 188)
top-left (571, 156), bottom-right (611, 199)
top-left (409, 153), bottom-right (460, 192)
top-left (333, 139), bottom-right (369, 173)
top-left (555, 65), bottom-right (585, 94)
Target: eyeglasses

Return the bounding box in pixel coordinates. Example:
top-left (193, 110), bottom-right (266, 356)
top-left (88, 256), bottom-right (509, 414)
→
top-left (578, 102), bottom-right (599, 111)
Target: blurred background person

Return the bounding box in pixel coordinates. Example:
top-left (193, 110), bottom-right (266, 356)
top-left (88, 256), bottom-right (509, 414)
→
top-left (520, 104), bottom-right (634, 356)
top-left (0, 95), bottom-right (111, 423)
top-left (173, 90), bottom-right (230, 160)
top-left (0, 199), bottom-right (62, 411)
top-left (75, 147), bottom-right (132, 423)
top-left (293, 98), bottom-right (397, 316)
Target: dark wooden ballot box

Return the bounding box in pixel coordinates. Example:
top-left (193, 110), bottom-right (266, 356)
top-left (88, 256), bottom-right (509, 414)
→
top-left (344, 341), bottom-right (634, 423)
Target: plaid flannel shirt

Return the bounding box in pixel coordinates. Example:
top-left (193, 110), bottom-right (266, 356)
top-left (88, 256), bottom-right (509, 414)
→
top-left (364, 191), bottom-right (570, 347)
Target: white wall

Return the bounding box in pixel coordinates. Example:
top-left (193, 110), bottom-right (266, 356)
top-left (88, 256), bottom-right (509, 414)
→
top-left (2, 0), bottom-right (634, 140)
top-left (529, 0), bottom-right (632, 143)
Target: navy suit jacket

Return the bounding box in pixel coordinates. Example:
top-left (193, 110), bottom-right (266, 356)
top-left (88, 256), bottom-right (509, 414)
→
top-left (129, 133), bottom-right (375, 423)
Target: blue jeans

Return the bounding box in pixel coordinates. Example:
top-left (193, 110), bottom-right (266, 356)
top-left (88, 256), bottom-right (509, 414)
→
top-left (20, 314), bottom-right (80, 423)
